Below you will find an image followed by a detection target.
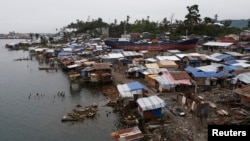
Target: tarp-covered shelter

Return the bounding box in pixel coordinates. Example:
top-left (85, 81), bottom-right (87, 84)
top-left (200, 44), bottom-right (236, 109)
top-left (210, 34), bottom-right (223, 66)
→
top-left (136, 95), bottom-right (166, 119)
top-left (117, 81), bottom-right (148, 107)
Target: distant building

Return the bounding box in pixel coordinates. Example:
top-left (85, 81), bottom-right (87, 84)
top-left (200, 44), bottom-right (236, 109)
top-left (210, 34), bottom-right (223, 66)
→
top-left (240, 30), bottom-right (250, 41)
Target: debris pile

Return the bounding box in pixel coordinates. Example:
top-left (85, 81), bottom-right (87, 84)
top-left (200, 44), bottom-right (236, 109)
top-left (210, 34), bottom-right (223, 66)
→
top-left (61, 103), bottom-right (98, 122)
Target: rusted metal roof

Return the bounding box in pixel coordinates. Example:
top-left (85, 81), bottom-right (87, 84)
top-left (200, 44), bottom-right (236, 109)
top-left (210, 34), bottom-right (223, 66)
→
top-left (232, 69), bottom-right (250, 75)
top-left (92, 63), bottom-right (110, 70)
top-left (234, 85), bottom-right (250, 98)
top-left (157, 60), bottom-right (178, 68)
top-left (169, 71), bottom-right (191, 80)
top-left (111, 126), bottom-right (144, 141)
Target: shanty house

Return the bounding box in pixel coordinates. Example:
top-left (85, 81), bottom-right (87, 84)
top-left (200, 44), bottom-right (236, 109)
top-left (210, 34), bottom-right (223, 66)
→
top-left (136, 95), bottom-right (166, 119)
top-left (234, 85), bottom-right (250, 107)
top-left (117, 81), bottom-right (148, 108)
top-left (157, 60), bottom-right (178, 71)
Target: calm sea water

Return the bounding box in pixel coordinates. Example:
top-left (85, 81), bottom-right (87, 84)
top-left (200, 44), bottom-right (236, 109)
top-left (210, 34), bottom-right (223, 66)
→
top-left (0, 39), bottom-right (119, 141)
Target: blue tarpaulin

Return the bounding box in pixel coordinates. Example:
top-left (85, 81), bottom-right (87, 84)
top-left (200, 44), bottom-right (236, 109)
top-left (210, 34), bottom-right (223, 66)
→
top-left (80, 71), bottom-right (86, 77)
top-left (58, 51), bottom-right (71, 56)
top-left (192, 71), bottom-right (218, 78)
top-left (216, 54), bottom-right (231, 60)
top-left (223, 65), bottom-right (243, 71)
top-left (152, 108), bottom-right (163, 117)
top-left (184, 66), bottom-right (199, 73)
top-left (243, 47), bottom-right (250, 51)
top-left (225, 60), bottom-right (238, 65)
top-left (127, 81), bottom-right (146, 91)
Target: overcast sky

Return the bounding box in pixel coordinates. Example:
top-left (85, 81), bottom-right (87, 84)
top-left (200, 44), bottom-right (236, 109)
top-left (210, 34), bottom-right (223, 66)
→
top-left (0, 0), bottom-right (249, 34)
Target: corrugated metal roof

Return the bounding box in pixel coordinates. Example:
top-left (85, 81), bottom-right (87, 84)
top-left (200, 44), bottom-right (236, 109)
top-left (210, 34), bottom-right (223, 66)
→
top-left (169, 71), bottom-right (191, 80)
top-left (154, 74), bottom-right (176, 89)
top-left (234, 72), bottom-right (250, 84)
top-left (117, 81), bottom-right (147, 98)
top-left (136, 95), bottom-right (165, 111)
top-left (122, 51), bottom-right (143, 57)
top-left (156, 56), bottom-right (180, 61)
top-left (117, 84), bottom-right (133, 98)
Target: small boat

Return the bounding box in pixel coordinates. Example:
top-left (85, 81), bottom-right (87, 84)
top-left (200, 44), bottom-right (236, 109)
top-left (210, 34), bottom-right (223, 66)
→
top-left (61, 115), bottom-right (78, 122)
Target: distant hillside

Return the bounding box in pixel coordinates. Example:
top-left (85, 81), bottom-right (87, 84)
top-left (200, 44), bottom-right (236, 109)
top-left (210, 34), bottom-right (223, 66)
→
top-left (220, 19), bottom-right (249, 28)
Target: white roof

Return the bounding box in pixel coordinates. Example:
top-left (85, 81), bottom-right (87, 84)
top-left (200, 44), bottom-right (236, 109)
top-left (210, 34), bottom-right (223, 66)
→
top-left (117, 84), bottom-right (133, 98)
top-left (231, 62), bottom-right (250, 68)
top-left (209, 53), bottom-right (223, 62)
top-left (67, 64), bottom-right (80, 69)
top-left (196, 63), bottom-right (223, 72)
top-left (233, 72), bottom-right (250, 84)
top-left (63, 48), bottom-right (73, 52)
top-left (108, 53), bottom-right (124, 59)
top-left (95, 45), bottom-right (103, 51)
top-left (117, 84), bottom-right (143, 98)
top-left (145, 58), bottom-right (158, 63)
top-left (210, 53), bottom-right (223, 58)
top-left (175, 53), bottom-right (203, 58)
top-left (34, 48), bottom-right (47, 52)
top-left (122, 51), bottom-right (143, 57)
top-left (203, 42), bottom-right (233, 47)
top-left (167, 49), bottom-right (181, 53)
top-left (156, 56), bottom-right (180, 61)
top-left (46, 49), bottom-right (54, 53)
top-left (136, 95), bottom-right (165, 111)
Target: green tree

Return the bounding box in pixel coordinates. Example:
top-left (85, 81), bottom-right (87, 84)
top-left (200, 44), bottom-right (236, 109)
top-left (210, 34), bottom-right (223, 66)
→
top-left (221, 20), bottom-right (232, 27)
top-left (184, 4), bottom-right (201, 26)
top-left (248, 20), bottom-right (250, 28)
top-left (203, 17), bottom-right (213, 25)
top-left (35, 33), bottom-right (39, 40)
top-left (29, 33), bottom-right (33, 39)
